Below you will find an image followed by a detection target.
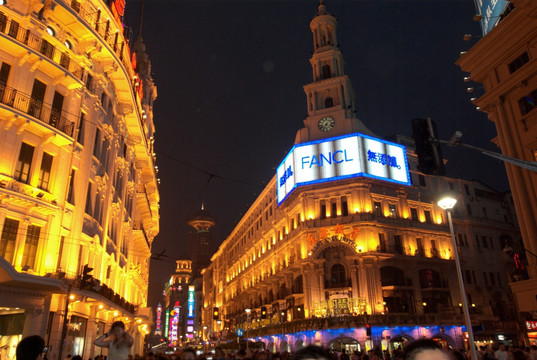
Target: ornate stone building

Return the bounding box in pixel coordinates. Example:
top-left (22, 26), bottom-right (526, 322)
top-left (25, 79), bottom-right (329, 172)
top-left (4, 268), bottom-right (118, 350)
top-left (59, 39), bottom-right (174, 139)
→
top-left (0, 0), bottom-right (159, 357)
top-left (201, 1), bottom-right (523, 352)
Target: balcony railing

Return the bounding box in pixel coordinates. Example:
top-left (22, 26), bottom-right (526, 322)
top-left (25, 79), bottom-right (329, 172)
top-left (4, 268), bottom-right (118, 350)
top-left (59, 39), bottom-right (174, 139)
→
top-left (0, 84), bottom-right (75, 136)
top-left (0, 15), bottom-right (84, 80)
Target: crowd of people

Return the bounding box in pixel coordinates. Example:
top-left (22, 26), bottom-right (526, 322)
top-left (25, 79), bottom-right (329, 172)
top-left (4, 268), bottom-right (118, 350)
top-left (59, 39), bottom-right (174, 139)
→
top-left (12, 323), bottom-right (537, 360)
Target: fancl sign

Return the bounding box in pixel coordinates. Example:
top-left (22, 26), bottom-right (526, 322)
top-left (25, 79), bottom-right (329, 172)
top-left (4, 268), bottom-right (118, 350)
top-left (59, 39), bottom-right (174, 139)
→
top-left (277, 133), bottom-right (411, 205)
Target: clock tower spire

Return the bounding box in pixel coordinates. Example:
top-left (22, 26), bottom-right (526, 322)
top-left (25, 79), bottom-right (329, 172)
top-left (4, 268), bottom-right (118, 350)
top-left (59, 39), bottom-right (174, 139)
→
top-left (295, 0), bottom-right (373, 144)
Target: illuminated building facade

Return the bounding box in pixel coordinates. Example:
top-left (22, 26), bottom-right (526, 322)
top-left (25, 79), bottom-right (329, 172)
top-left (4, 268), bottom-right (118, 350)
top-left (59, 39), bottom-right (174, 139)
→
top-left (202, 1), bottom-right (523, 351)
top-left (0, 0), bottom-right (159, 356)
top-left (456, 0), bottom-right (537, 342)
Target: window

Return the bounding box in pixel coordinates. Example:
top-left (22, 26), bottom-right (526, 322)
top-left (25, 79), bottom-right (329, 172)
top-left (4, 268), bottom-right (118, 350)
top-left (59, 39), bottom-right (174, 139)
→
top-left (320, 204), bottom-right (327, 220)
top-left (67, 169), bottom-right (75, 204)
top-left (448, 182), bottom-right (454, 190)
top-left (21, 225), bottom-right (40, 269)
top-left (85, 182), bottom-right (93, 215)
top-left (64, 40), bottom-right (72, 50)
top-left (374, 201), bottom-right (382, 216)
top-left (0, 218), bottom-right (18, 263)
top-left (93, 128), bottom-right (101, 157)
top-left (482, 207), bottom-right (488, 219)
top-left (0, 62), bottom-right (11, 85)
top-left (394, 235), bottom-right (403, 254)
top-left (465, 269), bottom-right (472, 284)
top-left (46, 26), bottom-right (55, 36)
top-left (519, 89), bottom-right (537, 115)
top-left (467, 204), bottom-right (473, 216)
top-left (378, 233), bottom-right (387, 252)
top-left (416, 238), bottom-right (424, 255)
top-left (0, 12), bottom-right (6, 33)
top-left (7, 20), bottom-right (18, 38)
top-left (341, 198), bottom-right (348, 216)
top-left (50, 91), bottom-right (64, 126)
top-left (37, 152), bottom-right (53, 191)
top-left (418, 174), bottom-right (426, 187)
top-left (330, 264), bottom-right (346, 287)
top-left (331, 203), bottom-right (337, 218)
top-left (77, 113), bottom-right (85, 144)
top-left (389, 204), bottom-right (397, 218)
top-left (489, 272), bottom-right (496, 285)
top-left (482, 236), bottom-right (488, 248)
top-left (483, 272), bottom-right (488, 285)
top-left (411, 208), bottom-right (418, 221)
top-left (464, 184), bottom-right (470, 195)
top-left (325, 97), bottom-right (333, 108)
top-left (457, 234), bottom-right (464, 247)
top-left (424, 210), bottom-right (432, 223)
top-left (508, 52), bottom-right (529, 74)
top-left (40, 39), bottom-right (54, 59)
top-left (86, 74), bottom-right (93, 92)
top-left (29, 79), bottom-right (46, 118)
top-left (321, 64), bottom-right (331, 79)
top-left (15, 142), bottom-right (35, 183)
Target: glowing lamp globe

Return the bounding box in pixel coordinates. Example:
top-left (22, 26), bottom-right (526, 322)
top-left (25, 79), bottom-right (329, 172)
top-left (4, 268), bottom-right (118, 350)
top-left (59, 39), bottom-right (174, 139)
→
top-left (437, 196), bottom-right (457, 210)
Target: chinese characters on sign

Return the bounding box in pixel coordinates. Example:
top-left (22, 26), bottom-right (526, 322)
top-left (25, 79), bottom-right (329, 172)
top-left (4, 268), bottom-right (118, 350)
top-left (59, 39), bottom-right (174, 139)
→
top-left (526, 320), bottom-right (537, 331)
top-left (367, 150), bottom-right (401, 169)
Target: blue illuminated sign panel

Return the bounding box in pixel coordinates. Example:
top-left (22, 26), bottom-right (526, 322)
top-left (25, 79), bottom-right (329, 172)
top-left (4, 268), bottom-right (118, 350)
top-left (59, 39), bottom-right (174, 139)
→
top-left (475, 0), bottom-right (509, 35)
top-left (277, 133), bottom-right (411, 205)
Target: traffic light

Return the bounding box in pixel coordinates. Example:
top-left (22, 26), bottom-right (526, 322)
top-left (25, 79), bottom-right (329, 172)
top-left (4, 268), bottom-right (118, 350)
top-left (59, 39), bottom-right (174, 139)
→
top-left (81, 264), bottom-right (93, 289)
top-left (213, 307), bottom-right (219, 320)
top-left (412, 118), bottom-right (445, 175)
top-left (261, 306), bottom-right (267, 319)
top-left (366, 323), bottom-right (372, 337)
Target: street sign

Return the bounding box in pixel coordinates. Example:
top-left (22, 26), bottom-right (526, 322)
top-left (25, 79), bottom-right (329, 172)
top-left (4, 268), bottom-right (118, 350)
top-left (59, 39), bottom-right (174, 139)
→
top-left (236, 328), bottom-right (244, 337)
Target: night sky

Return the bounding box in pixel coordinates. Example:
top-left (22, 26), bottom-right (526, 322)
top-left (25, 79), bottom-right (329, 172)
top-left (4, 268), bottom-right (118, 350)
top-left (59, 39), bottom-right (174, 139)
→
top-left (123, 0), bottom-right (510, 309)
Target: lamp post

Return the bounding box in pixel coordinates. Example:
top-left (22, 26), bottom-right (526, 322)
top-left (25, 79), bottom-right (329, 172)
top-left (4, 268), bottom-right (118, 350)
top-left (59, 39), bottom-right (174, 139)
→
top-left (245, 308), bottom-right (251, 351)
top-left (437, 194), bottom-right (478, 360)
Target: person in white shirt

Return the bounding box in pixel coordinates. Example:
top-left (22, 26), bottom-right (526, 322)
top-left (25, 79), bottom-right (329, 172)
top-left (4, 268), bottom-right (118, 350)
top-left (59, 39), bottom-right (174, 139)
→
top-left (496, 345), bottom-right (509, 360)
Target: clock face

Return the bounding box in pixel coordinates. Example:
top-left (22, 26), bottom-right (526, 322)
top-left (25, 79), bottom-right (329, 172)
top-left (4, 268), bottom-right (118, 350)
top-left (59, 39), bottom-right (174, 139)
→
top-left (318, 116), bottom-right (335, 132)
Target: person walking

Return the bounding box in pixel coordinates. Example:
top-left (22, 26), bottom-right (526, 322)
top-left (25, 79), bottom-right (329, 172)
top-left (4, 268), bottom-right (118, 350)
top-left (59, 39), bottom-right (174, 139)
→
top-left (94, 321), bottom-right (134, 360)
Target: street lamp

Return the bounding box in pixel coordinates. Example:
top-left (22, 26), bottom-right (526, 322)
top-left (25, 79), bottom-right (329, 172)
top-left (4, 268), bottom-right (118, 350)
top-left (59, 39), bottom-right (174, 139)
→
top-left (437, 193), bottom-right (478, 360)
top-left (245, 308), bottom-right (251, 351)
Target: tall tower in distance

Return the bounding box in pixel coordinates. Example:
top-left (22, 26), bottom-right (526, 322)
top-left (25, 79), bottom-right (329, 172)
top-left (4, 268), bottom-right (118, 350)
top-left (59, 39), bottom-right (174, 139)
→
top-left (187, 204), bottom-right (216, 275)
top-left (295, 0), bottom-right (373, 144)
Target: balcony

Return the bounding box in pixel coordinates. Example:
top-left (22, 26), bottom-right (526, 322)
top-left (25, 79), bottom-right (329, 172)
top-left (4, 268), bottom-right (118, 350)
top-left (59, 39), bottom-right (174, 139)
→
top-left (0, 84), bottom-right (75, 137)
top-left (0, 15), bottom-right (84, 81)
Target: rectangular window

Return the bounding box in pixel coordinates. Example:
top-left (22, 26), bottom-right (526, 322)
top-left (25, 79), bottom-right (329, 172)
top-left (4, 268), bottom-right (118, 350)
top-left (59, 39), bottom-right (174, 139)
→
top-left (508, 52), bottom-right (529, 74)
top-left (497, 273), bottom-right (501, 285)
top-left (394, 235), bottom-right (403, 254)
top-left (0, 62), bottom-right (11, 85)
top-left (424, 210), bottom-right (432, 223)
top-left (77, 113), bottom-right (85, 144)
top-left (374, 201), bottom-right (382, 216)
top-left (378, 233), bottom-right (386, 252)
top-left (483, 272), bottom-right (488, 285)
top-left (28, 79), bottom-right (46, 119)
top-left (418, 174), bottom-right (426, 187)
top-left (467, 204), bottom-right (473, 216)
top-left (465, 269), bottom-right (472, 284)
top-left (464, 184), bottom-right (470, 195)
top-left (482, 236), bottom-right (488, 248)
top-left (93, 128), bottom-right (101, 157)
top-left (40, 39), bottom-right (54, 59)
top-left (37, 152), bottom-right (53, 191)
top-left (21, 225), bottom-right (40, 269)
top-left (389, 204), bottom-right (397, 218)
top-left (67, 169), bottom-right (75, 204)
top-left (320, 203), bottom-right (327, 220)
top-left (15, 142), bottom-right (35, 183)
top-left (341, 198), bottom-right (348, 217)
top-left (411, 208), bottom-right (418, 221)
top-left (0, 218), bottom-right (19, 263)
top-left (482, 207), bottom-right (488, 219)
top-left (50, 91), bottom-right (64, 126)
top-left (448, 182), bottom-right (454, 190)
top-left (519, 89), bottom-right (537, 115)
top-left (490, 272), bottom-right (496, 285)
top-left (331, 203), bottom-right (337, 218)
top-left (457, 234), bottom-right (464, 247)
top-left (85, 182), bottom-right (93, 215)
top-left (86, 74), bottom-right (93, 92)
top-left (416, 238), bottom-right (424, 254)
top-left (7, 20), bottom-right (19, 38)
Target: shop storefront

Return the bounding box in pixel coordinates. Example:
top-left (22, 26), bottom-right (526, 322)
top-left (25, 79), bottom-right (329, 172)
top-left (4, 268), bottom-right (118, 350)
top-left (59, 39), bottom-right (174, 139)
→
top-left (0, 308), bottom-right (24, 360)
top-left (525, 320), bottom-right (537, 346)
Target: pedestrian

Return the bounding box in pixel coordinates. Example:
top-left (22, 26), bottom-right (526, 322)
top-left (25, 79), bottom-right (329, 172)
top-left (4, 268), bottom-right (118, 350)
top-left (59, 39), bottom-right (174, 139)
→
top-left (15, 336), bottom-right (45, 360)
top-left (180, 349), bottom-right (196, 360)
top-left (496, 345), bottom-right (509, 360)
top-left (294, 346), bottom-right (331, 360)
top-left (94, 321), bottom-right (134, 360)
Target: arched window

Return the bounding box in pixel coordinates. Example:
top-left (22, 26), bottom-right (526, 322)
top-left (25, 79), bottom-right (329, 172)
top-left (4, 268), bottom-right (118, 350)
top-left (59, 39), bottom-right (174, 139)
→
top-left (46, 26), bottom-right (55, 37)
top-left (322, 64), bottom-right (331, 79)
top-left (330, 263), bottom-right (346, 287)
top-left (325, 97), bottom-right (333, 108)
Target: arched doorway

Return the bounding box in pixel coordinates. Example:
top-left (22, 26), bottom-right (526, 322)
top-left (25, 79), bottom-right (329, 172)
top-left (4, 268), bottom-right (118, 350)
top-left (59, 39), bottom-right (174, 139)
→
top-left (280, 340), bottom-right (290, 353)
top-left (295, 339), bottom-right (306, 351)
top-left (329, 336), bottom-right (361, 352)
top-left (389, 334), bottom-right (415, 353)
top-left (431, 333), bottom-right (456, 349)
top-left (267, 342), bottom-right (276, 353)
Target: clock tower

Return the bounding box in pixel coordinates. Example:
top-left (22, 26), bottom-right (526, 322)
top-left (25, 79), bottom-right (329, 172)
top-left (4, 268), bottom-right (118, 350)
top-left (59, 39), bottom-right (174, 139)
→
top-left (295, 0), bottom-right (373, 144)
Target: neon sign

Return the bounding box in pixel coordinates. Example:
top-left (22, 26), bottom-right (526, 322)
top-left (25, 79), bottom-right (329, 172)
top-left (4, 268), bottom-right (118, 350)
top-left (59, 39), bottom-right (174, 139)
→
top-left (155, 304), bottom-right (162, 335)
